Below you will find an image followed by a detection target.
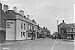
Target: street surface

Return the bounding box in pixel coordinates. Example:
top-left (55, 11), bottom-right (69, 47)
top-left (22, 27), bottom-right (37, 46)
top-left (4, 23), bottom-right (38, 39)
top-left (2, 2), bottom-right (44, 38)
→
top-left (0, 38), bottom-right (74, 50)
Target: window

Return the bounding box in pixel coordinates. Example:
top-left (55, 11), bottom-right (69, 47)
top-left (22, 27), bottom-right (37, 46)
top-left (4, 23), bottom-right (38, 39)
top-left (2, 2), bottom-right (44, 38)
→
top-left (30, 25), bottom-right (32, 30)
top-left (21, 22), bottom-right (23, 29)
top-left (24, 24), bottom-right (25, 30)
top-left (28, 24), bottom-right (30, 30)
top-left (32, 26), bottom-right (34, 30)
top-left (21, 32), bottom-right (22, 37)
top-left (68, 28), bottom-right (70, 31)
top-left (28, 33), bottom-right (31, 37)
top-left (23, 32), bottom-right (25, 37)
top-left (71, 28), bottom-right (73, 31)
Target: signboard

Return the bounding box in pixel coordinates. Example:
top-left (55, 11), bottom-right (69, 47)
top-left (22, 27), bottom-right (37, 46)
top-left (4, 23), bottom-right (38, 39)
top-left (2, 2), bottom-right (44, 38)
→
top-left (6, 22), bottom-right (14, 28)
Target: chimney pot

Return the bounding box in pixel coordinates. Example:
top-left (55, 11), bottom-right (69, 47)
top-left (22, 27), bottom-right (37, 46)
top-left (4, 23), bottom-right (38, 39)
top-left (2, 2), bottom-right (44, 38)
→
top-left (3, 4), bottom-right (9, 12)
top-left (19, 10), bottom-right (24, 16)
top-left (63, 20), bottom-right (64, 23)
top-left (27, 15), bottom-right (29, 19)
top-left (13, 6), bottom-right (17, 12)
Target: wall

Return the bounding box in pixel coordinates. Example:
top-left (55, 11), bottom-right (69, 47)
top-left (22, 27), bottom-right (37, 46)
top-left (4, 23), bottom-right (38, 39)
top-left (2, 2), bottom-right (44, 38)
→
top-left (16, 15), bottom-right (29, 40)
top-left (6, 20), bottom-right (15, 40)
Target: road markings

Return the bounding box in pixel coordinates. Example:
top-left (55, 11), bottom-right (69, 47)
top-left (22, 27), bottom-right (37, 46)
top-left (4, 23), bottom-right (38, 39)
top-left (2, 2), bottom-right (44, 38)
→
top-left (51, 40), bottom-right (56, 50)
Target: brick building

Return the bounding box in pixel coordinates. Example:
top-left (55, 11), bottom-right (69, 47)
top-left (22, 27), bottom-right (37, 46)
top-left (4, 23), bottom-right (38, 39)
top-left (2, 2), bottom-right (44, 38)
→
top-left (0, 3), bottom-right (6, 42)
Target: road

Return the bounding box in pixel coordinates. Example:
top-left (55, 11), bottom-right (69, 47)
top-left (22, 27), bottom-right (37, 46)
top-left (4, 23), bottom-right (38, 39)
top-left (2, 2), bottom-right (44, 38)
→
top-left (0, 38), bottom-right (74, 50)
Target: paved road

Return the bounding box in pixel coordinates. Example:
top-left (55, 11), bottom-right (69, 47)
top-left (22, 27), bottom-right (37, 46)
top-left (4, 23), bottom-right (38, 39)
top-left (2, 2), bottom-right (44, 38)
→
top-left (0, 38), bottom-right (74, 50)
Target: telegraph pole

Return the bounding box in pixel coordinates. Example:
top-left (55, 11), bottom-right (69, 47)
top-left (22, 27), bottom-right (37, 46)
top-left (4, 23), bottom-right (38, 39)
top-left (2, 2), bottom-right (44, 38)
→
top-left (57, 20), bottom-right (58, 33)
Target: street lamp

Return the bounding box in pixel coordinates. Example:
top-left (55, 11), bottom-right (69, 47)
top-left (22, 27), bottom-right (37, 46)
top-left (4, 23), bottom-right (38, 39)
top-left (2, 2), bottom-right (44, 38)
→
top-left (56, 17), bottom-right (59, 33)
top-left (74, 4), bottom-right (75, 23)
top-left (56, 17), bottom-right (60, 39)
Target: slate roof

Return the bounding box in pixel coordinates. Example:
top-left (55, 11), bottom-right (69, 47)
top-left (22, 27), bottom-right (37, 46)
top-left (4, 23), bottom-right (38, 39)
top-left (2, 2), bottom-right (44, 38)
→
top-left (58, 22), bottom-right (66, 29)
top-left (5, 10), bottom-right (24, 20)
top-left (62, 23), bottom-right (75, 28)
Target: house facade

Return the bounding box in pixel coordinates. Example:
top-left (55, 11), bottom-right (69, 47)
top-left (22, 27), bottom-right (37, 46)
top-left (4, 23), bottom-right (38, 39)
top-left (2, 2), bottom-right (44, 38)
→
top-left (58, 20), bottom-right (75, 39)
top-left (61, 24), bottom-right (75, 39)
top-left (0, 4), bottom-right (36, 40)
top-left (6, 12), bottom-right (36, 40)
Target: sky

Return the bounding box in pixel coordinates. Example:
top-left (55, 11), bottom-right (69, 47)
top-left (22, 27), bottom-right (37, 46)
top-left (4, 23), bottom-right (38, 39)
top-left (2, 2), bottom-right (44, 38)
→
top-left (0, 0), bottom-right (74, 34)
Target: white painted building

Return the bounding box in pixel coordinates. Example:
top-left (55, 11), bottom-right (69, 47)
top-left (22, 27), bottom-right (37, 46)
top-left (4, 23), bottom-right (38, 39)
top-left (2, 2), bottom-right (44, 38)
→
top-left (6, 12), bottom-right (36, 40)
top-left (5, 5), bottom-right (36, 40)
top-left (6, 20), bottom-right (16, 40)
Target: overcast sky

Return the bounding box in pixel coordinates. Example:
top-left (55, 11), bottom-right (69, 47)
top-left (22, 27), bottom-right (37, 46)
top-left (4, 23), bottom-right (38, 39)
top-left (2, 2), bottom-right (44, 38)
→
top-left (0, 0), bottom-right (74, 34)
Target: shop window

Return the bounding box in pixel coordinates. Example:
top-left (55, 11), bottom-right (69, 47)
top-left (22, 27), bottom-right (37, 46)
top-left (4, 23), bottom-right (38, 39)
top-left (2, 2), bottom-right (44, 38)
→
top-left (28, 33), bottom-right (31, 37)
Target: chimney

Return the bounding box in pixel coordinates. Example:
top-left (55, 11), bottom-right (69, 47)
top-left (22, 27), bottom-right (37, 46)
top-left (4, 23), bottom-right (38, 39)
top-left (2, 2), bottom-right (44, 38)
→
top-left (3, 4), bottom-right (9, 12)
top-left (19, 10), bottom-right (24, 16)
top-left (13, 6), bottom-right (17, 12)
top-left (27, 15), bottom-right (29, 19)
top-left (0, 3), bottom-right (2, 10)
top-left (63, 20), bottom-right (64, 23)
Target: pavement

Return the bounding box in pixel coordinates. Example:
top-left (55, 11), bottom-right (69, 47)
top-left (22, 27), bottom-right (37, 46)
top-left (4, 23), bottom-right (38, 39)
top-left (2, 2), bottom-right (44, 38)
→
top-left (62, 39), bottom-right (74, 42)
top-left (0, 38), bottom-right (74, 50)
top-left (0, 38), bottom-right (43, 46)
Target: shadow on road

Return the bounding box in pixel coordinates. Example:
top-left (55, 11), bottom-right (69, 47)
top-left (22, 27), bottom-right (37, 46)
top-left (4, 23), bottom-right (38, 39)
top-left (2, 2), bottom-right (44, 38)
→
top-left (62, 39), bottom-right (74, 42)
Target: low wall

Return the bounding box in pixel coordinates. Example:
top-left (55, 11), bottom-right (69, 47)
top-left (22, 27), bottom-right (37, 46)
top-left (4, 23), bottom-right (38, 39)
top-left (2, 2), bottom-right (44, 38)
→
top-left (0, 30), bottom-right (6, 43)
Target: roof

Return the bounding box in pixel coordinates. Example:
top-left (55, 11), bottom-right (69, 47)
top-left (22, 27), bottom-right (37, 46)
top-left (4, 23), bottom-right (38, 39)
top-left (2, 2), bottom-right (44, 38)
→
top-left (62, 23), bottom-right (75, 28)
top-left (0, 10), bottom-right (6, 28)
top-left (5, 10), bottom-right (16, 19)
top-left (1, 10), bottom-right (36, 25)
top-left (58, 21), bottom-right (66, 28)
top-left (5, 10), bottom-right (25, 20)
top-left (58, 22), bottom-right (66, 27)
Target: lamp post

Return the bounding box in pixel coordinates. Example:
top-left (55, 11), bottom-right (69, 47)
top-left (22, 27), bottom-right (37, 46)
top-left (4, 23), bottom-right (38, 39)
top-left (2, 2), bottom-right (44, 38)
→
top-left (56, 17), bottom-right (58, 33)
top-left (57, 20), bottom-right (58, 33)
top-left (74, 3), bottom-right (75, 23)
top-left (74, 3), bottom-right (75, 50)
top-left (56, 16), bottom-right (60, 38)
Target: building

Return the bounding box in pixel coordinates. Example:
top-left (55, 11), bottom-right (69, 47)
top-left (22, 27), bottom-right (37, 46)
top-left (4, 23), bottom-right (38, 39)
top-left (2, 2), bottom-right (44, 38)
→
top-left (58, 20), bottom-right (75, 39)
top-left (6, 12), bottom-right (36, 40)
top-left (35, 24), bottom-right (42, 38)
top-left (0, 3), bottom-right (6, 42)
top-left (34, 25), bottom-right (38, 39)
top-left (0, 3), bottom-right (36, 41)
top-left (60, 23), bottom-right (75, 39)
top-left (58, 20), bottom-right (66, 39)
top-left (37, 26), bottom-right (50, 38)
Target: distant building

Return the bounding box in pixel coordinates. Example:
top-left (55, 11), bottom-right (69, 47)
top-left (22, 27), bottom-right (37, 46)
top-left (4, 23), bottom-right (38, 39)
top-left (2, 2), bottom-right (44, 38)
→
top-left (58, 20), bottom-right (66, 35)
top-left (61, 23), bottom-right (75, 39)
top-left (58, 20), bottom-right (75, 39)
top-left (37, 26), bottom-right (50, 38)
